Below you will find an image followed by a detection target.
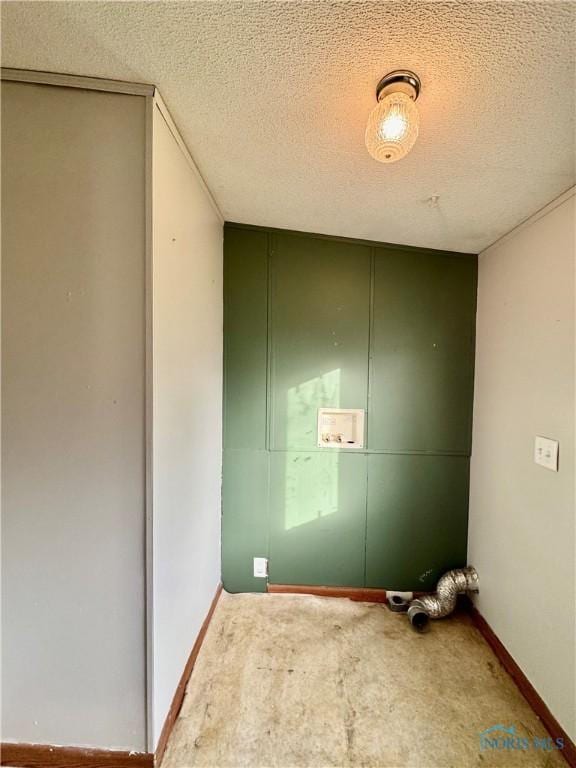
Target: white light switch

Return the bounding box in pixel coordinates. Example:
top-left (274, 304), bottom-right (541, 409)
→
top-left (534, 436), bottom-right (559, 471)
top-left (253, 557), bottom-right (268, 578)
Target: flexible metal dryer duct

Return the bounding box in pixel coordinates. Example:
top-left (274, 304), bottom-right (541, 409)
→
top-left (407, 567), bottom-right (479, 631)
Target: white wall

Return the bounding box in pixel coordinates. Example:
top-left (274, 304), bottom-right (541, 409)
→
top-left (151, 102), bottom-right (223, 748)
top-left (469, 191), bottom-right (575, 740)
top-left (1, 82), bottom-right (147, 750)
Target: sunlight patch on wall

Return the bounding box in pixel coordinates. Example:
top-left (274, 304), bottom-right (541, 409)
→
top-left (284, 369), bottom-right (340, 531)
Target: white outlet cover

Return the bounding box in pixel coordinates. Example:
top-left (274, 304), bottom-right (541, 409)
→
top-left (534, 436), bottom-right (559, 471)
top-left (253, 557), bottom-right (268, 578)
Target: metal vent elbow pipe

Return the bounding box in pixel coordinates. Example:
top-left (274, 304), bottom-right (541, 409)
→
top-left (407, 567), bottom-right (479, 631)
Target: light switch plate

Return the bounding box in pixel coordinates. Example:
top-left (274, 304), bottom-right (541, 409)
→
top-left (253, 557), bottom-right (268, 578)
top-left (534, 436), bottom-right (559, 471)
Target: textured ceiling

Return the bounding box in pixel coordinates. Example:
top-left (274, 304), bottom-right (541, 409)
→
top-left (2, 1), bottom-right (575, 252)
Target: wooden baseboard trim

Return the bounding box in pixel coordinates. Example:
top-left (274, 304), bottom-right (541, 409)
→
top-left (0, 744), bottom-right (153, 768)
top-left (468, 601), bottom-right (576, 768)
top-left (267, 583), bottom-right (388, 603)
top-left (3, 585), bottom-right (223, 768)
top-left (154, 583), bottom-right (223, 766)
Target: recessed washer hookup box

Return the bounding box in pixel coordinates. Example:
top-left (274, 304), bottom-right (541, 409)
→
top-left (317, 408), bottom-right (365, 449)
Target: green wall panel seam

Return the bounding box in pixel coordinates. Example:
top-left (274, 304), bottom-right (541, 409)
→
top-left (267, 232), bottom-right (276, 452)
top-left (265, 232), bottom-right (273, 452)
top-left (362, 452), bottom-right (370, 588)
top-left (366, 246), bottom-right (376, 448)
top-left (265, 450), bottom-right (271, 566)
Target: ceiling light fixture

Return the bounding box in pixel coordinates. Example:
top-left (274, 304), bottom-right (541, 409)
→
top-left (365, 70), bottom-right (421, 163)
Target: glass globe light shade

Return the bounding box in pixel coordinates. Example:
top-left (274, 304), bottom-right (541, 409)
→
top-left (365, 91), bottom-right (419, 163)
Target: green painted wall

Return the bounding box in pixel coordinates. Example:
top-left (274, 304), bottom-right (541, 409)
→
top-left (222, 224), bottom-right (477, 593)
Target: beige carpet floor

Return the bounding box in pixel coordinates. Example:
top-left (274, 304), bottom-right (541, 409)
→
top-left (161, 591), bottom-right (565, 768)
